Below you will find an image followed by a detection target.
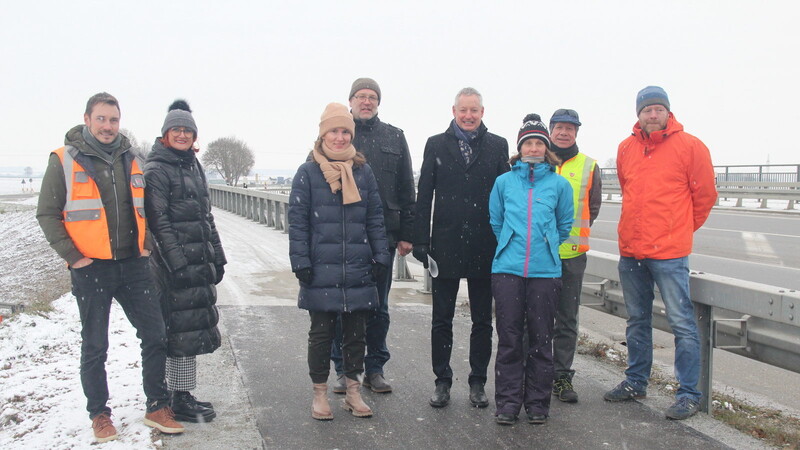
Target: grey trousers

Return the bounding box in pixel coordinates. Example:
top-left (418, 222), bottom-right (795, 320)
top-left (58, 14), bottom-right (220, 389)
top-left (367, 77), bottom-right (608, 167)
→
top-left (553, 253), bottom-right (587, 379)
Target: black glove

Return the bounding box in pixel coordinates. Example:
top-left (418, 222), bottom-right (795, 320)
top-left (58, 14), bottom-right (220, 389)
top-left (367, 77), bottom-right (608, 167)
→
top-left (372, 262), bottom-right (387, 283)
top-left (294, 267), bottom-right (313, 284)
top-left (214, 265), bottom-right (225, 285)
top-left (412, 244), bottom-right (429, 269)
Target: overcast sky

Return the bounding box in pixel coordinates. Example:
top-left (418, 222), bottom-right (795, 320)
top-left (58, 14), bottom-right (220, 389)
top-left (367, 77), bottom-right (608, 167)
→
top-left (2, 0), bottom-right (798, 174)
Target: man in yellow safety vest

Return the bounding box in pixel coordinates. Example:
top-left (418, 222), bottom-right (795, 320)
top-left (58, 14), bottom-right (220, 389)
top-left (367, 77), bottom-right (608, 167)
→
top-left (548, 109), bottom-right (602, 403)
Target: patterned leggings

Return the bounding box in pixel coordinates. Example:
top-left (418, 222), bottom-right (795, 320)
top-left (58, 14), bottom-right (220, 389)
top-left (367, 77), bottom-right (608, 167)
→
top-left (166, 355), bottom-right (197, 391)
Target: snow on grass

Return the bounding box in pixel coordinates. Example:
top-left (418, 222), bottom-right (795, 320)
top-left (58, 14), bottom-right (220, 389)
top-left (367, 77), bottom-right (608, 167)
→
top-left (0, 294), bottom-right (161, 449)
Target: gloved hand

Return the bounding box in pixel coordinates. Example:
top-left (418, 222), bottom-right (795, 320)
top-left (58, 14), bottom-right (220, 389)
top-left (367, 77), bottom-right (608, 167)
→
top-left (372, 262), bottom-right (387, 283)
top-left (294, 267), bottom-right (313, 284)
top-left (412, 244), bottom-right (429, 269)
top-left (214, 265), bottom-right (225, 285)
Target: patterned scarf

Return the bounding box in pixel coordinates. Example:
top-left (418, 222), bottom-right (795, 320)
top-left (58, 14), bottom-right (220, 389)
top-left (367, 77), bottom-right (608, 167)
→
top-left (452, 120), bottom-right (479, 164)
top-left (312, 142), bottom-right (362, 205)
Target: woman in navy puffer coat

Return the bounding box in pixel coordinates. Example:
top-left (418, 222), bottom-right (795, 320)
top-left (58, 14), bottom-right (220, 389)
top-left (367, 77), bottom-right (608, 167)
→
top-left (288, 103), bottom-right (390, 420)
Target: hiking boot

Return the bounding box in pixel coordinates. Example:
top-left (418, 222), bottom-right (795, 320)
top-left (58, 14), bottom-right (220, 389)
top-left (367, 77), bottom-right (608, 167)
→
top-left (469, 383), bottom-right (489, 408)
top-left (342, 377), bottom-right (372, 418)
top-left (171, 391), bottom-right (217, 423)
top-left (553, 375), bottom-right (578, 403)
top-left (91, 412), bottom-right (118, 443)
top-left (144, 406), bottom-right (185, 434)
top-left (332, 374), bottom-right (347, 394)
top-left (312, 383), bottom-right (333, 420)
top-left (603, 380), bottom-right (646, 402)
top-left (364, 373), bottom-right (392, 393)
top-left (527, 413), bottom-right (547, 425)
top-left (184, 391), bottom-right (213, 410)
top-left (429, 384), bottom-right (450, 408)
top-left (665, 397), bottom-right (700, 420)
top-left (495, 413), bottom-right (517, 425)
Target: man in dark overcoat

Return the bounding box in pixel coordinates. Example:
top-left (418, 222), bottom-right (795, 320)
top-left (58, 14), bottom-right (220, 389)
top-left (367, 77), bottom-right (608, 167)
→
top-left (413, 87), bottom-right (510, 408)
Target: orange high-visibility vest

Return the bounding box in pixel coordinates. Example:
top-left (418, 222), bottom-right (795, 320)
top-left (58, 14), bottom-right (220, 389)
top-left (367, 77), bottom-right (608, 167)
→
top-left (556, 153), bottom-right (596, 259)
top-left (53, 146), bottom-right (146, 259)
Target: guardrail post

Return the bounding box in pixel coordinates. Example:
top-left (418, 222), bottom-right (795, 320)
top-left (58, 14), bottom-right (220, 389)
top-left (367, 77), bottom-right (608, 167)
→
top-left (695, 301), bottom-right (713, 414)
top-left (394, 254), bottom-right (414, 281)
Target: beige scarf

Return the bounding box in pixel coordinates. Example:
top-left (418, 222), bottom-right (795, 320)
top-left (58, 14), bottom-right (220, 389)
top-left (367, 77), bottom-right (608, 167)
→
top-left (313, 142), bottom-right (362, 204)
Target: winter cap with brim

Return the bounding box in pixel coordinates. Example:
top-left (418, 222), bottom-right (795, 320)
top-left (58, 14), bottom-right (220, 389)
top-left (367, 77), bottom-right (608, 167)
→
top-left (517, 113), bottom-right (551, 150)
top-left (161, 100), bottom-right (198, 137)
top-left (349, 77), bottom-right (381, 104)
top-left (549, 108), bottom-right (582, 129)
top-left (319, 102), bottom-right (355, 138)
top-left (636, 86), bottom-right (670, 115)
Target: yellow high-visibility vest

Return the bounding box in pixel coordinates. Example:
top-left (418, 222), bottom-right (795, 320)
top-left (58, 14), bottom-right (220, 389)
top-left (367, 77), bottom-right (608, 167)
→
top-left (556, 153), bottom-right (596, 259)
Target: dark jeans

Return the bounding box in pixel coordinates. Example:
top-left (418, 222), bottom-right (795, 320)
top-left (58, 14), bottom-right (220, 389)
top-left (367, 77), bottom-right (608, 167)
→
top-left (331, 247), bottom-right (395, 375)
top-left (431, 277), bottom-right (493, 387)
top-left (492, 274), bottom-right (560, 416)
top-left (309, 310), bottom-right (368, 383)
top-left (71, 257), bottom-right (169, 419)
top-left (553, 253), bottom-right (587, 379)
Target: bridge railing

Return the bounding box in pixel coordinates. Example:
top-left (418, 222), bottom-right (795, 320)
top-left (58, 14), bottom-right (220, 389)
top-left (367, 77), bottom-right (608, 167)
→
top-left (209, 184), bottom-right (800, 414)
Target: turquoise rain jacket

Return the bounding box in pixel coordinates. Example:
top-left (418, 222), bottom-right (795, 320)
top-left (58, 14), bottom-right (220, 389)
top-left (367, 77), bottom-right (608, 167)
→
top-left (489, 160), bottom-right (574, 278)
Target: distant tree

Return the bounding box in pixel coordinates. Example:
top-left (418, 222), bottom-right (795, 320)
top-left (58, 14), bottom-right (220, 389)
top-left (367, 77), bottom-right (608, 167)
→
top-left (120, 128), bottom-right (150, 158)
top-left (23, 166), bottom-right (33, 177)
top-left (201, 137), bottom-right (255, 186)
top-left (604, 157), bottom-right (617, 169)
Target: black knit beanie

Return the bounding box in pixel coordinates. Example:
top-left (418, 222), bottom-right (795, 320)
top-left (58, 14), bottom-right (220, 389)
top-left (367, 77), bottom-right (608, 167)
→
top-left (517, 114), bottom-right (550, 150)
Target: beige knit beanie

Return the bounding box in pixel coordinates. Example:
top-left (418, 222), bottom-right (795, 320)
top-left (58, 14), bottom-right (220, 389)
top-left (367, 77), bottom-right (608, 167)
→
top-left (319, 103), bottom-right (355, 138)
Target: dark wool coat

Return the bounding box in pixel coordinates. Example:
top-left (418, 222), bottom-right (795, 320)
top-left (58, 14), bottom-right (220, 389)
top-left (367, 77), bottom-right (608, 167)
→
top-left (352, 115), bottom-right (416, 247)
top-left (144, 141), bottom-right (227, 357)
top-left (288, 160), bottom-right (391, 312)
top-left (413, 121), bottom-right (510, 279)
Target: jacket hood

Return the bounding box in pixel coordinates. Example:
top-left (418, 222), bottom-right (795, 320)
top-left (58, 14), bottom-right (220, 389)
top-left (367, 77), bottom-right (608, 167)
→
top-left (631, 112), bottom-right (684, 145)
top-left (64, 124), bottom-right (132, 157)
top-left (146, 138), bottom-right (196, 166)
top-left (511, 159), bottom-right (555, 186)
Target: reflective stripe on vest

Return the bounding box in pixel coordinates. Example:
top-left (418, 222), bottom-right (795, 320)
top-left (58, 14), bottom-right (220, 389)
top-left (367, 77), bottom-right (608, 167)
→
top-left (556, 153), bottom-right (596, 259)
top-left (54, 146), bottom-right (146, 259)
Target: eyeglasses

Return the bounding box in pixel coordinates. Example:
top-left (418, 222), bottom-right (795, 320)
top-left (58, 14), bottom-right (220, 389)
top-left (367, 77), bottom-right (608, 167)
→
top-left (169, 127), bottom-right (194, 136)
top-left (353, 94), bottom-right (379, 103)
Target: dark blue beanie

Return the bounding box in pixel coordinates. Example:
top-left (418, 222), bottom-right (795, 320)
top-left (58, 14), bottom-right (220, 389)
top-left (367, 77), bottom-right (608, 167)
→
top-left (636, 86), bottom-right (670, 115)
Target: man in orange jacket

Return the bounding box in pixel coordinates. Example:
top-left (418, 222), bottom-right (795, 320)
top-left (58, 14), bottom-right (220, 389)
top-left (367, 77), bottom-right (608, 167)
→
top-left (603, 86), bottom-right (716, 420)
top-left (37, 93), bottom-right (185, 442)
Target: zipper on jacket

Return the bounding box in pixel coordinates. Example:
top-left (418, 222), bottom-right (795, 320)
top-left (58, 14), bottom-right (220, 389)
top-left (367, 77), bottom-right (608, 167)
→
top-left (110, 162), bottom-right (121, 259)
top-left (341, 201), bottom-right (347, 312)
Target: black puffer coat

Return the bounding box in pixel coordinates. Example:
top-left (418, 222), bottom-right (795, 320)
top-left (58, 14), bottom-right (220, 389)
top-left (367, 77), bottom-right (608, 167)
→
top-left (144, 140), bottom-right (227, 357)
top-left (413, 121), bottom-right (510, 278)
top-left (288, 159), bottom-right (391, 312)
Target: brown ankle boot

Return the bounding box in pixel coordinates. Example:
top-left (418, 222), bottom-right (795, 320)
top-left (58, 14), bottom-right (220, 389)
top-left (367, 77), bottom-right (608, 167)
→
top-left (312, 383), bottom-right (333, 420)
top-left (343, 377), bottom-right (373, 418)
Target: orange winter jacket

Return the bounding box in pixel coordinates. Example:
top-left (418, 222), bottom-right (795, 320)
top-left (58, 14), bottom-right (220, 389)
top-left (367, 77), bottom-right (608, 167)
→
top-left (616, 114), bottom-right (717, 260)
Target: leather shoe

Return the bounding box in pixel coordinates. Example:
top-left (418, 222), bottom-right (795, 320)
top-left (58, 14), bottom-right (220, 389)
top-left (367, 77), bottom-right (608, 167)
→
top-left (364, 373), bottom-right (392, 393)
top-left (527, 413), bottom-right (547, 424)
top-left (469, 384), bottom-right (489, 408)
top-left (429, 384), bottom-right (450, 408)
top-left (495, 413), bottom-right (517, 425)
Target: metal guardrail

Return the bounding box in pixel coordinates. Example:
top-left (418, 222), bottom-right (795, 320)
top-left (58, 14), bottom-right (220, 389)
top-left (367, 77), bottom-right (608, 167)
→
top-left (210, 184), bottom-right (800, 414)
top-left (601, 181), bottom-right (800, 210)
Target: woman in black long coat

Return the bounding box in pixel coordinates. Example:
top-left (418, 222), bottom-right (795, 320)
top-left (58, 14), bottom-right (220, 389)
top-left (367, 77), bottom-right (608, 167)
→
top-left (144, 100), bottom-right (226, 423)
top-left (288, 102), bottom-right (390, 420)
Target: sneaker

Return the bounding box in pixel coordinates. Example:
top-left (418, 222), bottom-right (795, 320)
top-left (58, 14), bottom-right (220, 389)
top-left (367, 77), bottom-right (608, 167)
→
top-left (144, 406), bottom-right (186, 434)
top-left (91, 413), bottom-right (118, 443)
top-left (333, 374), bottom-right (347, 394)
top-left (526, 413), bottom-right (547, 425)
top-left (495, 413), bottom-right (517, 425)
top-left (553, 375), bottom-right (578, 403)
top-left (665, 397), bottom-right (700, 420)
top-left (364, 373), bottom-right (393, 393)
top-left (603, 380), bottom-right (646, 402)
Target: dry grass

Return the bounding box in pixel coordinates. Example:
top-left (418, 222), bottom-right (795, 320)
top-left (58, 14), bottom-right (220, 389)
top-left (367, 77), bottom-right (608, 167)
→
top-left (577, 333), bottom-right (800, 449)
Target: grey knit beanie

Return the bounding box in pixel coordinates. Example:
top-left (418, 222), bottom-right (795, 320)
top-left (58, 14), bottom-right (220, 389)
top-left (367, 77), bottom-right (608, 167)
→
top-left (349, 77), bottom-right (381, 104)
top-left (636, 86), bottom-right (670, 115)
top-left (161, 100), bottom-right (198, 136)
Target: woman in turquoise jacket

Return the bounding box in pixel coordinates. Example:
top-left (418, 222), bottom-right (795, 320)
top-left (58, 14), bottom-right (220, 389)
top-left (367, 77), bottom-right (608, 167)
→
top-left (489, 114), bottom-right (573, 426)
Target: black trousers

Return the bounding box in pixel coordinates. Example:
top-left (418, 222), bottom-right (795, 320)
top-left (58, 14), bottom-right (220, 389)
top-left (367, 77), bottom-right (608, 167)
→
top-left (71, 257), bottom-right (170, 419)
top-left (308, 310), bottom-right (368, 384)
top-left (431, 277), bottom-right (493, 387)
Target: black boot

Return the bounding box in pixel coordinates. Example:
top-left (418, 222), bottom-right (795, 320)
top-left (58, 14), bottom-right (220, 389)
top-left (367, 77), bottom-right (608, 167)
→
top-left (171, 391), bottom-right (217, 423)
